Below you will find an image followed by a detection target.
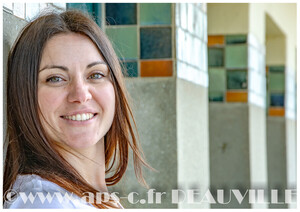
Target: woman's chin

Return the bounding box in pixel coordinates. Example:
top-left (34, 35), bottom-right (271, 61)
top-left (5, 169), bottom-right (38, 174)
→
top-left (64, 136), bottom-right (101, 150)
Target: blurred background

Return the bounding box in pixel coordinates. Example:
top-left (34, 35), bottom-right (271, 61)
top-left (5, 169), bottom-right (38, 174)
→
top-left (3, 2), bottom-right (297, 209)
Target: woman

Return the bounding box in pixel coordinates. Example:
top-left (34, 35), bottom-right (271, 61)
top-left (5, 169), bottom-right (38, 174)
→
top-left (3, 9), bottom-right (149, 209)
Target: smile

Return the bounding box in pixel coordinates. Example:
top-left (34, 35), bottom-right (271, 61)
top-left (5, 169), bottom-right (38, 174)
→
top-left (62, 113), bottom-right (96, 121)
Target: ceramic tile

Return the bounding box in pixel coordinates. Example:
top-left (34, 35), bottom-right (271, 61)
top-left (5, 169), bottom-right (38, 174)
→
top-left (140, 60), bottom-right (173, 77)
top-left (180, 3), bottom-right (187, 30)
top-left (123, 61), bottom-right (138, 77)
top-left (225, 45), bottom-right (247, 69)
top-left (140, 27), bottom-right (172, 59)
top-left (140, 3), bottom-right (171, 26)
top-left (225, 35), bottom-right (247, 44)
top-left (105, 3), bottom-right (137, 25)
top-left (208, 47), bottom-right (224, 67)
top-left (270, 93), bottom-right (284, 106)
top-left (227, 69), bottom-right (247, 90)
top-left (269, 107), bottom-right (285, 116)
top-left (226, 91), bottom-right (248, 102)
top-left (208, 35), bottom-right (224, 46)
top-left (106, 27), bottom-right (138, 59)
top-left (209, 68), bottom-right (226, 93)
top-left (209, 92), bottom-right (224, 102)
top-left (187, 3), bottom-right (194, 33)
top-left (269, 73), bottom-right (285, 92)
top-left (269, 66), bottom-right (285, 73)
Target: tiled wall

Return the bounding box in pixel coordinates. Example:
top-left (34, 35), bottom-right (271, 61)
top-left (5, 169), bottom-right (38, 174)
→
top-left (176, 3), bottom-right (208, 86)
top-left (208, 35), bottom-right (248, 102)
top-left (105, 3), bottom-right (174, 77)
top-left (266, 65), bottom-right (285, 116)
top-left (208, 33), bottom-right (266, 107)
top-left (68, 3), bottom-right (174, 78)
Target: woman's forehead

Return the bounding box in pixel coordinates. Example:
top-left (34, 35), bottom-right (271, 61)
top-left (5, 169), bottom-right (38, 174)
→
top-left (41, 33), bottom-right (106, 67)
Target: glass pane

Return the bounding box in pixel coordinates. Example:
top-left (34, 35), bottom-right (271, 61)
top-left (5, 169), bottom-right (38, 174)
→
top-left (140, 27), bottom-right (172, 59)
top-left (227, 70), bottom-right (247, 89)
top-left (105, 3), bottom-right (137, 25)
top-left (140, 3), bottom-right (171, 26)
top-left (225, 45), bottom-right (247, 69)
top-left (208, 48), bottom-right (224, 67)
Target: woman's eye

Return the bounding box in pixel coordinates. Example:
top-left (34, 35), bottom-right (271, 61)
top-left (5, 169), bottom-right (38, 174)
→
top-left (46, 76), bottom-right (63, 83)
top-left (88, 73), bottom-right (103, 80)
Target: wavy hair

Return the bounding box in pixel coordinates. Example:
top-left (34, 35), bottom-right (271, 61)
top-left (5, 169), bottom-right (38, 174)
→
top-left (3, 10), bottom-right (149, 208)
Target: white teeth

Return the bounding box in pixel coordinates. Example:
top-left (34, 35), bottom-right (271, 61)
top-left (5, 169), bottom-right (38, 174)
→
top-left (64, 113), bottom-right (94, 121)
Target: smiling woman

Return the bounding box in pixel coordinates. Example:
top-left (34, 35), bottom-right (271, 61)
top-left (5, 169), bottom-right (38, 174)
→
top-left (3, 10), bottom-right (150, 209)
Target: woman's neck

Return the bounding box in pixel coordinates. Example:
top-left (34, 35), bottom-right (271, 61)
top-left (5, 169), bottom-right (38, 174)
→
top-left (59, 138), bottom-right (107, 192)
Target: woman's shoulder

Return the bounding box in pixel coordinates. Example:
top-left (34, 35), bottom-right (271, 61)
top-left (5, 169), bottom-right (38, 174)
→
top-left (4, 174), bottom-right (95, 209)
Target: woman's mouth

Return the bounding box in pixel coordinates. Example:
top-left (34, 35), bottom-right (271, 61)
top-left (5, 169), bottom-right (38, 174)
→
top-left (61, 113), bottom-right (97, 121)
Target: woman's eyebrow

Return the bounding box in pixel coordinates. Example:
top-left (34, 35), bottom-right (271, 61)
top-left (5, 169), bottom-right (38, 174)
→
top-left (39, 61), bottom-right (107, 72)
top-left (39, 65), bottom-right (68, 72)
top-left (87, 61), bottom-right (107, 69)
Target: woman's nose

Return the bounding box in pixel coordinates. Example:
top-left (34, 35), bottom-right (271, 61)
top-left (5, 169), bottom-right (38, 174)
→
top-left (67, 78), bottom-right (92, 103)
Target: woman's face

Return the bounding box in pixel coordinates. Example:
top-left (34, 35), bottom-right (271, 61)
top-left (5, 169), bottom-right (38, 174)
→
top-left (38, 33), bottom-right (115, 150)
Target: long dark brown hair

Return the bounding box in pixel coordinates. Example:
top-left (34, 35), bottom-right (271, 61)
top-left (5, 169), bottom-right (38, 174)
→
top-left (4, 10), bottom-right (149, 208)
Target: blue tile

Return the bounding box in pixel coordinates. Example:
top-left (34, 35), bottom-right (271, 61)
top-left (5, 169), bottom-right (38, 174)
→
top-left (270, 93), bottom-right (284, 107)
top-left (140, 27), bottom-right (172, 59)
top-left (123, 61), bottom-right (138, 77)
top-left (105, 3), bottom-right (137, 25)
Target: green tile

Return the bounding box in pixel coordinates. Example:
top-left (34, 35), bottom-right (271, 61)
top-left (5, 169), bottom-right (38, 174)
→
top-left (209, 68), bottom-right (226, 93)
top-left (225, 45), bottom-right (248, 69)
top-left (106, 27), bottom-right (138, 59)
top-left (140, 3), bottom-right (171, 26)
top-left (227, 69), bottom-right (247, 90)
top-left (269, 65), bottom-right (285, 73)
top-left (269, 73), bottom-right (285, 92)
top-left (209, 91), bottom-right (224, 102)
top-left (208, 48), bottom-right (224, 67)
top-left (225, 35), bottom-right (247, 44)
